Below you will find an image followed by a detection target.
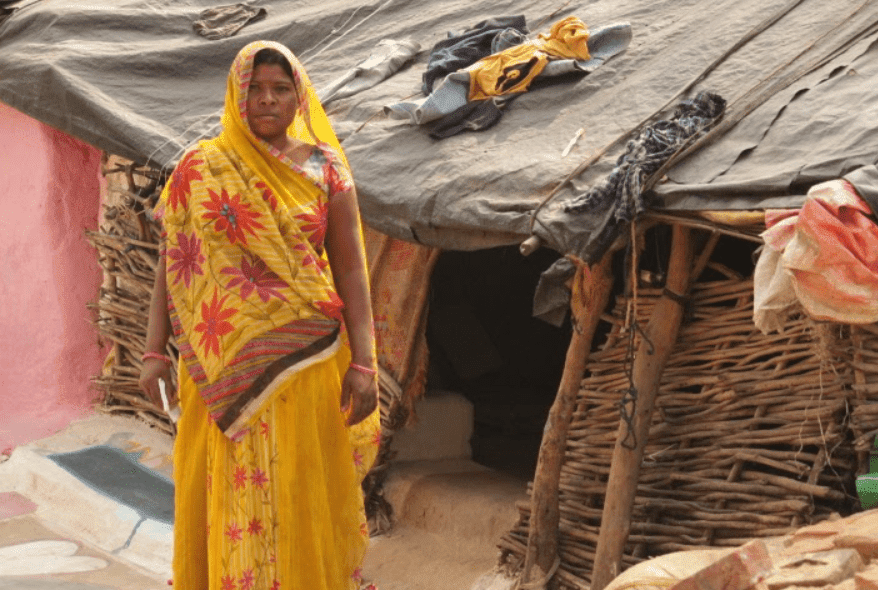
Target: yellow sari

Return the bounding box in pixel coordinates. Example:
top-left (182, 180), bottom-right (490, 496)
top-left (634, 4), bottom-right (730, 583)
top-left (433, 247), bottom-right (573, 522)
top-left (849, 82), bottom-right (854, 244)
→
top-left (159, 41), bottom-right (380, 590)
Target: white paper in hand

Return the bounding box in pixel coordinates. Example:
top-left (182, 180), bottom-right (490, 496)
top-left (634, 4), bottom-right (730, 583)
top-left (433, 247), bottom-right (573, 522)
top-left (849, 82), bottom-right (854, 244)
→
top-left (158, 378), bottom-right (181, 423)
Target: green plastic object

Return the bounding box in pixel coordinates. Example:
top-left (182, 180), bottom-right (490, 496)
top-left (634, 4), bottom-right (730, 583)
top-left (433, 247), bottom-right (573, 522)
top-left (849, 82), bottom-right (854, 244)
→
top-left (857, 474), bottom-right (878, 509)
top-left (859, 436), bottom-right (878, 510)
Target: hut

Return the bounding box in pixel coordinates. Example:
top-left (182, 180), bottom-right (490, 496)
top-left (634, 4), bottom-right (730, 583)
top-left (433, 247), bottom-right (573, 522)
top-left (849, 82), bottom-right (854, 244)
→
top-left (3, 0), bottom-right (878, 588)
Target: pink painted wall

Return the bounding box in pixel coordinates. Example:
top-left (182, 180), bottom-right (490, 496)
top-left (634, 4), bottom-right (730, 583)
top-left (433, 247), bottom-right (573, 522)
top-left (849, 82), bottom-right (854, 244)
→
top-left (0, 102), bottom-right (105, 450)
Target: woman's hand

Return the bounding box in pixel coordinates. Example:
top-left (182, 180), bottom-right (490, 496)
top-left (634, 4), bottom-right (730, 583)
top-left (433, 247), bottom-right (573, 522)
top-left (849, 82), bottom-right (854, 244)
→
top-left (139, 358), bottom-right (176, 409)
top-left (340, 368), bottom-right (378, 427)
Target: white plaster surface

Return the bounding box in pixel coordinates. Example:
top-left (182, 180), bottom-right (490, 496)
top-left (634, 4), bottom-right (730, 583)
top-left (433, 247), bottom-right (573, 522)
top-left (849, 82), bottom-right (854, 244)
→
top-left (0, 442), bottom-right (172, 578)
top-left (0, 447), bottom-right (141, 552)
top-left (391, 390), bottom-right (474, 462)
top-left (116, 518), bottom-right (175, 576)
top-left (0, 540), bottom-right (108, 575)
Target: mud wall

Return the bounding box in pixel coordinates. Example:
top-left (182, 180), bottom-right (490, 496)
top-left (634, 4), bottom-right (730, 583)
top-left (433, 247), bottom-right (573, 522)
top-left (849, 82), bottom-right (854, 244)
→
top-left (0, 102), bottom-right (105, 449)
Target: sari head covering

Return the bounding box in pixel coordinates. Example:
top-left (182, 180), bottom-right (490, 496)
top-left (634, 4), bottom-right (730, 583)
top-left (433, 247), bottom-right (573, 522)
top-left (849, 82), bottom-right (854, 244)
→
top-left (157, 41), bottom-right (354, 439)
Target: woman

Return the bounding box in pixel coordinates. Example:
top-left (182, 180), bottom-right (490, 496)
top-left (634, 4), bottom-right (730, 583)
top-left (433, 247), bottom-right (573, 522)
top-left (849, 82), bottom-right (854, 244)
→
top-left (139, 41), bottom-right (380, 590)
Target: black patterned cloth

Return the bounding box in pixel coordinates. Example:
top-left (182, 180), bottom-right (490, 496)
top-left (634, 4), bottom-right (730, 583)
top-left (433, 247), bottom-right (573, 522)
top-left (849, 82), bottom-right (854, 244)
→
top-left (551, 91), bottom-right (725, 265)
top-left (564, 91), bottom-right (726, 220)
top-left (422, 16), bottom-right (528, 94)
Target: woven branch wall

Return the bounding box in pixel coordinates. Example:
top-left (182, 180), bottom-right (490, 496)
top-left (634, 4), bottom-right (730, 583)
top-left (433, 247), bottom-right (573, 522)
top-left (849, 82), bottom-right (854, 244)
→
top-left (501, 257), bottom-right (878, 589)
top-left (89, 156), bottom-right (172, 433)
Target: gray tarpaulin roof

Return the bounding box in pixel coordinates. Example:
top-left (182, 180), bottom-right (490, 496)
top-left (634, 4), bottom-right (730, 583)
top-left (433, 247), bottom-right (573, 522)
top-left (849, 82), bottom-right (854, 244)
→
top-left (2, 0), bottom-right (877, 259)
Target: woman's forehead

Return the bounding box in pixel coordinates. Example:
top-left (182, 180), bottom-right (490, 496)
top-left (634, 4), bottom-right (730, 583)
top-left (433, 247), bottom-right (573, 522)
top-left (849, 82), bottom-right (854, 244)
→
top-left (250, 63), bottom-right (294, 83)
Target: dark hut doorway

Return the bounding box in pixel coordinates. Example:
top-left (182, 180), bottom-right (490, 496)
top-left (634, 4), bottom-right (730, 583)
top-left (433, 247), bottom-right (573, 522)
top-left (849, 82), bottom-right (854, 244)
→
top-left (424, 246), bottom-right (571, 481)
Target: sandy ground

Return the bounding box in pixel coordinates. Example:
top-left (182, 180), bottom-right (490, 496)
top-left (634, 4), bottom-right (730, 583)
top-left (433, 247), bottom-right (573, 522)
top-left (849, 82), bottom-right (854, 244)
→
top-left (362, 459), bottom-right (526, 589)
top-left (364, 526), bottom-right (504, 590)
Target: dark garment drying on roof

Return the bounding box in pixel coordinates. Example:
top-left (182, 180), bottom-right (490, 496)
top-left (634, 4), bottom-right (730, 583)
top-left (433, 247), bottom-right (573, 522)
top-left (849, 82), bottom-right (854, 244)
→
top-left (422, 15), bottom-right (528, 94)
top-left (534, 92), bottom-right (726, 324)
top-left (396, 21), bottom-right (632, 140)
top-left (533, 257), bottom-right (576, 327)
top-left (427, 95), bottom-right (513, 139)
top-left (562, 91), bottom-right (726, 263)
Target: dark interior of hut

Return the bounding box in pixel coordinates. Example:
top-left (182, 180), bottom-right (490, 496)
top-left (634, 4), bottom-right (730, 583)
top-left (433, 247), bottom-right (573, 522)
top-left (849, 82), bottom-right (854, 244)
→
top-left (600, 226), bottom-right (766, 370)
top-left (610, 226), bottom-right (762, 314)
top-left (425, 246), bottom-right (570, 481)
top-left (422, 230), bottom-right (769, 484)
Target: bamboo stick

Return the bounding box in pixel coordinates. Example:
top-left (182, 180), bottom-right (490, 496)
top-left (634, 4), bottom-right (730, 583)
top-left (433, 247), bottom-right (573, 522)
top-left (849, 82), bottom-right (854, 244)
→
top-left (591, 225), bottom-right (695, 590)
top-left (520, 252), bottom-right (614, 590)
top-left (86, 230), bottom-right (160, 251)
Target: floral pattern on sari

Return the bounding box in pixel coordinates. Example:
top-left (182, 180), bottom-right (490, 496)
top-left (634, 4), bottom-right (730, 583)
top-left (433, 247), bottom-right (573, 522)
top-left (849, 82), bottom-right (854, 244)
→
top-left (203, 376), bottom-right (381, 590)
top-left (166, 39), bottom-right (378, 590)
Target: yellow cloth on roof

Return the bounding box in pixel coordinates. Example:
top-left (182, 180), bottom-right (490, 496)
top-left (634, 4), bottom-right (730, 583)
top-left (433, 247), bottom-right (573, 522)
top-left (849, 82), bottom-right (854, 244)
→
top-left (467, 16), bottom-right (590, 101)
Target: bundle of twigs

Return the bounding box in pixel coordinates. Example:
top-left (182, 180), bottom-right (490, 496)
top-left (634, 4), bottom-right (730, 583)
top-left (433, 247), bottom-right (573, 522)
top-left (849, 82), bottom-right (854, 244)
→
top-left (88, 156), bottom-right (173, 434)
top-left (850, 323), bottom-right (878, 459)
top-left (88, 155), bottom-right (405, 533)
top-left (501, 255), bottom-right (877, 589)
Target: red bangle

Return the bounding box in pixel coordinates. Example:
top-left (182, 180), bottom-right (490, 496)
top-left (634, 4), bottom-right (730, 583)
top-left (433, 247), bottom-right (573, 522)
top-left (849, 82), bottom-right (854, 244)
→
top-left (349, 362), bottom-right (377, 376)
top-left (142, 351), bottom-right (173, 364)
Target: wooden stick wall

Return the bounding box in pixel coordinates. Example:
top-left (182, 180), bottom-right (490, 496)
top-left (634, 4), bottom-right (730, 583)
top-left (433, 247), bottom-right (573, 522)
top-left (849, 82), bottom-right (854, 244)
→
top-left (502, 231), bottom-right (878, 589)
top-left (88, 157), bottom-right (173, 433)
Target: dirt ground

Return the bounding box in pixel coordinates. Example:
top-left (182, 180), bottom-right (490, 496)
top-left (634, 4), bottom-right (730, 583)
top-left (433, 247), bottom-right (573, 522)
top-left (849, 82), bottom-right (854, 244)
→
top-left (361, 459), bottom-right (526, 590)
top-left (363, 526), bottom-right (502, 590)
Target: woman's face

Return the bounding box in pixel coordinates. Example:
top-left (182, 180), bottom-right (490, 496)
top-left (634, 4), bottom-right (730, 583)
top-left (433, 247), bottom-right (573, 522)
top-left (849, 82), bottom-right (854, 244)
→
top-left (246, 63), bottom-right (298, 150)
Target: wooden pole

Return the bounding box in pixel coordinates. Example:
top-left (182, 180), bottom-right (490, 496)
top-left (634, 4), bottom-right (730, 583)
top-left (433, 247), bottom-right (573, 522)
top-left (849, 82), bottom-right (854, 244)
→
top-left (590, 225), bottom-right (695, 590)
top-left (519, 252), bottom-right (615, 589)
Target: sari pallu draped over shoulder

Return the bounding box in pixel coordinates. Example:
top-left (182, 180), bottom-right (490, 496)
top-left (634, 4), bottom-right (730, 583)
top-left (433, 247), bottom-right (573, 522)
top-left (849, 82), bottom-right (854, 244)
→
top-left (163, 41), bottom-right (380, 590)
top-left (157, 41), bottom-right (355, 440)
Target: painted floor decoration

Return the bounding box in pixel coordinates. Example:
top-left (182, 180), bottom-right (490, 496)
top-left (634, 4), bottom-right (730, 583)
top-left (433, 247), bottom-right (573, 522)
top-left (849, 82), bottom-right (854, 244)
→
top-left (48, 445), bottom-right (174, 525)
top-left (0, 540), bottom-right (107, 576)
top-left (0, 582), bottom-right (114, 590)
top-left (0, 491), bottom-right (36, 519)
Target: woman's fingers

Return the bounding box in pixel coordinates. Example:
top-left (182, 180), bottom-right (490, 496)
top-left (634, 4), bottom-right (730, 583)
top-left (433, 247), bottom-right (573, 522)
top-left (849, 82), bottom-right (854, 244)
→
top-left (141, 378), bottom-right (160, 407)
top-left (345, 376), bottom-right (378, 427)
top-left (346, 402), bottom-right (368, 426)
top-left (139, 359), bottom-right (173, 408)
top-left (340, 378), bottom-right (352, 413)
